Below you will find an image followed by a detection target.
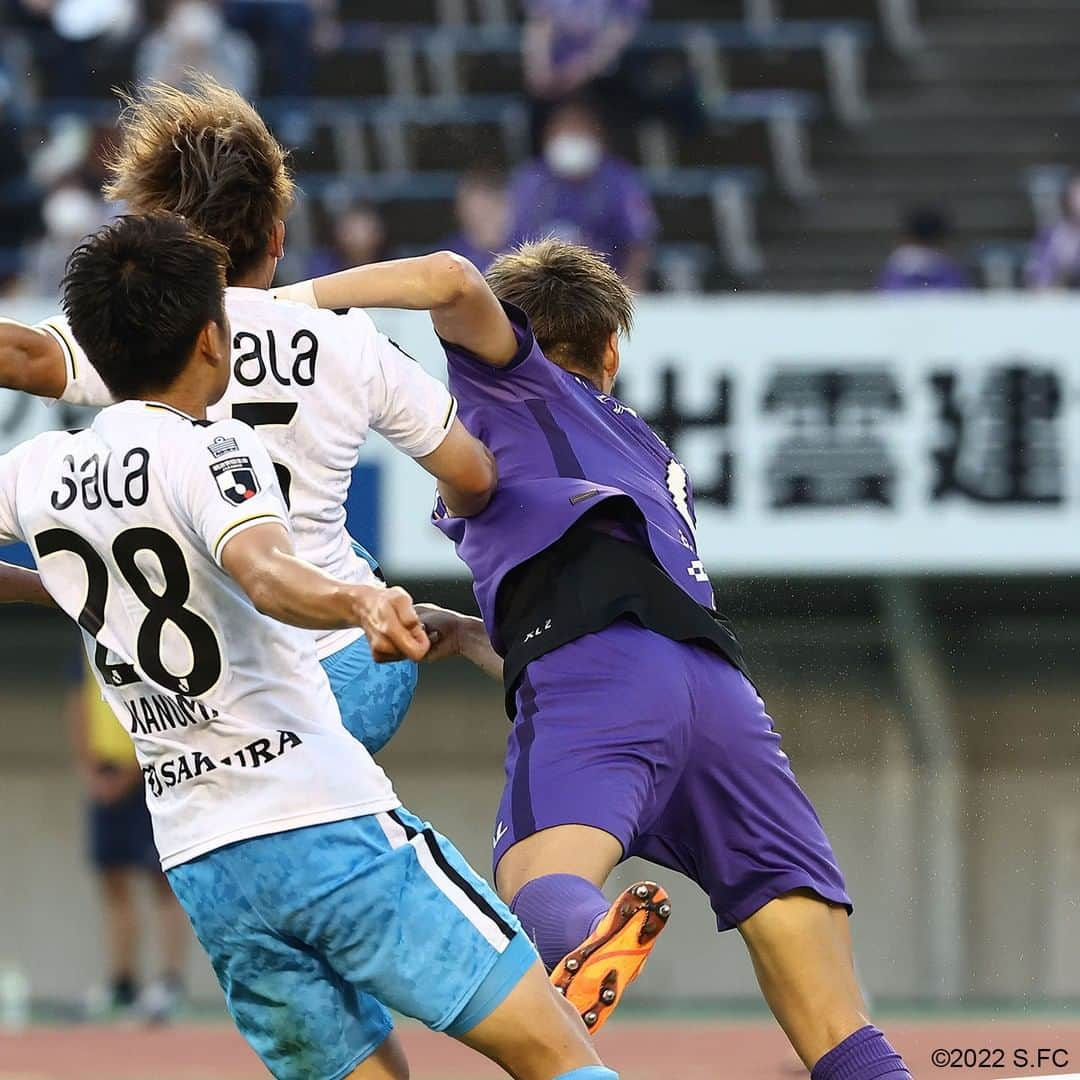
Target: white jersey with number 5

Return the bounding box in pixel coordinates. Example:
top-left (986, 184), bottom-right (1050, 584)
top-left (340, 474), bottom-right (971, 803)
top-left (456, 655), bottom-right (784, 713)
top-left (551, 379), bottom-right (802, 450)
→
top-left (0, 402), bottom-right (399, 869)
top-left (39, 288), bottom-right (456, 658)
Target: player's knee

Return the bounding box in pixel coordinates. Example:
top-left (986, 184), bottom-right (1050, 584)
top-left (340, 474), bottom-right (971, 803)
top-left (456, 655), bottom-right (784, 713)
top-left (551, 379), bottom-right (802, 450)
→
top-left (343, 1036), bottom-right (410, 1079)
top-left (100, 868), bottom-right (134, 904)
top-left (343, 1062), bottom-right (409, 1080)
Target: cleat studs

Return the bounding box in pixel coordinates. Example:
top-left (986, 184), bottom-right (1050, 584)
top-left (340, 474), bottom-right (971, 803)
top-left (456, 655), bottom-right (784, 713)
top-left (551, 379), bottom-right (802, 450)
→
top-left (658, 903), bottom-right (671, 918)
top-left (565, 958), bottom-right (580, 972)
top-left (583, 1011), bottom-right (599, 1027)
top-left (600, 988), bottom-right (617, 1005)
top-left (634, 884), bottom-right (651, 900)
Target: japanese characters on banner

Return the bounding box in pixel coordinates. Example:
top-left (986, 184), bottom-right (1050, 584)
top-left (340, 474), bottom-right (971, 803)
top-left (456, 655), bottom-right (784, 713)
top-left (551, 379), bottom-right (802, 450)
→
top-left (1, 295), bottom-right (1076, 576)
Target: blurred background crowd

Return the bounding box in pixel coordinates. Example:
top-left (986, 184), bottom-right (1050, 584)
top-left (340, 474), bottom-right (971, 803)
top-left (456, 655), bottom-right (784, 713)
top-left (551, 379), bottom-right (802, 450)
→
top-left (3, 0), bottom-right (1080, 299)
top-left (3, 0), bottom-right (1080, 1049)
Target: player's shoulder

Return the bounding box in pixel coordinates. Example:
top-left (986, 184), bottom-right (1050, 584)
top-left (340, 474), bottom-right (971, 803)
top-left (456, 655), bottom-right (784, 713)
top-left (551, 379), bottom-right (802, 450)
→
top-left (0, 428), bottom-right (77, 498)
top-left (10, 427), bottom-right (74, 462)
top-left (229, 286), bottom-right (376, 333)
top-left (157, 414), bottom-right (259, 461)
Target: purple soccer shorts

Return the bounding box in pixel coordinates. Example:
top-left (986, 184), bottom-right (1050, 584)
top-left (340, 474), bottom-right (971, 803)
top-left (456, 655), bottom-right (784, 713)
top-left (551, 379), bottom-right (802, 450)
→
top-left (493, 618), bottom-right (851, 930)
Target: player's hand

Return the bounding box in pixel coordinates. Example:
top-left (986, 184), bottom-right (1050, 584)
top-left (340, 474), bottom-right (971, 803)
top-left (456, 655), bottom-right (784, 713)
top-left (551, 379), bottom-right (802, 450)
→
top-left (356, 586), bottom-right (430, 663)
top-left (415, 603), bottom-right (467, 663)
top-left (416, 604), bottom-right (504, 681)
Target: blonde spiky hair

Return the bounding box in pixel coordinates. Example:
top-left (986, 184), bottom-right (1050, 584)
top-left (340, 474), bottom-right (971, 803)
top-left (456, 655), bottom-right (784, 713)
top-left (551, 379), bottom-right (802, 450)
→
top-left (105, 75), bottom-right (294, 282)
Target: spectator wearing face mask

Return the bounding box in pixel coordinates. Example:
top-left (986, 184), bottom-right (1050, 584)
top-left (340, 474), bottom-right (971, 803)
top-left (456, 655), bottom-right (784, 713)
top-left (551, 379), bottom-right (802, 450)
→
top-left (877, 207), bottom-right (971, 293)
top-left (24, 181), bottom-right (111, 298)
top-left (507, 100), bottom-right (657, 291)
top-left (440, 168), bottom-right (510, 274)
top-left (1025, 172), bottom-right (1080, 290)
top-left (136, 0), bottom-right (258, 99)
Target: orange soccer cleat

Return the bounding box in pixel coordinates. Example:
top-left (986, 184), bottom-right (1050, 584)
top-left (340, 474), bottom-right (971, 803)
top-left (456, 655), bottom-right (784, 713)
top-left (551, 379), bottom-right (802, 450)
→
top-left (550, 881), bottom-right (671, 1034)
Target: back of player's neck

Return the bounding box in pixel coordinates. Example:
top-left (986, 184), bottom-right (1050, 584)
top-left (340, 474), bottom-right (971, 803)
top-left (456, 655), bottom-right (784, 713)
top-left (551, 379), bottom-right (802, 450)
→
top-left (232, 272), bottom-right (268, 290)
top-left (133, 387), bottom-right (207, 420)
top-left (233, 255), bottom-right (278, 291)
top-left (572, 368), bottom-right (603, 391)
top-left (555, 359), bottom-right (602, 391)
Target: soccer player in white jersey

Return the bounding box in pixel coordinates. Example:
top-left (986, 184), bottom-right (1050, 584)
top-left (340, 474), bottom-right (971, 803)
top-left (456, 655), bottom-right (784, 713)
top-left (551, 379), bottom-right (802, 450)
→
top-left (0, 75), bottom-right (482, 755)
top-left (0, 212), bottom-right (618, 1080)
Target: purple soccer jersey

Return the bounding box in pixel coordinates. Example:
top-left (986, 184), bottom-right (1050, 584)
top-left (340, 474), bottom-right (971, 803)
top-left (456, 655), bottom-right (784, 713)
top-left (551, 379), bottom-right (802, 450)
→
top-left (433, 303), bottom-right (711, 650)
top-left (437, 305), bottom-right (850, 945)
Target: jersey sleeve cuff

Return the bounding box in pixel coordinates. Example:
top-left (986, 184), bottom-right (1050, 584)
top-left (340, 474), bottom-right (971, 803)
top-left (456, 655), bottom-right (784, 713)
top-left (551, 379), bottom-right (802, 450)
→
top-left (212, 512), bottom-right (289, 565)
top-left (396, 392), bottom-right (460, 459)
top-left (36, 319), bottom-right (79, 405)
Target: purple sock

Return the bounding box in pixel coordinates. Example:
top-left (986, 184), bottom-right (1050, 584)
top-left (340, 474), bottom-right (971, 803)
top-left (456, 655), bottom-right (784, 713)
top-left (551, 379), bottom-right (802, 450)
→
top-left (510, 874), bottom-right (610, 972)
top-left (811, 1026), bottom-right (912, 1080)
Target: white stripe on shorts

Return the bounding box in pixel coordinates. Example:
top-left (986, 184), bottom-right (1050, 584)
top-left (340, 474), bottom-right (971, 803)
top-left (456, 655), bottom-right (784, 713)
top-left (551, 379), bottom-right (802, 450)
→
top-left (376, 812), bottom-right (509, 954)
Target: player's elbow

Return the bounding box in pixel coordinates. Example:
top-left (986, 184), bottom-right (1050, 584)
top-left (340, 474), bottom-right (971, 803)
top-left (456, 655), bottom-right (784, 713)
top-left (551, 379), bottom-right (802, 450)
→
top-left (425, 251), bottom-right (486, 310)
top-left (440, 445), bottom-right (497, 518)
top-left (238, 564), bottom-right (281, 620)
top-left (225, 547), bottom-right (284, 621)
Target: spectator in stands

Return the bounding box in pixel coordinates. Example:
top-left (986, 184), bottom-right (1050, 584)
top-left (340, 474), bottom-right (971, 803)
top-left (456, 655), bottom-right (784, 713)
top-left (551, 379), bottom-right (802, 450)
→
top-left (440, 168), bottom-right (510, 274)
top-left (508, 99), bottom-right (657, 290)
top-left (523, 0), bottom-right (648, 105)
top-left (23, 181), bottom-right (110, 297)
top-left (223, 0), bottom-right (339, 98)
top-left (8, 0), bottom-right (141, 98)
top-left (21, 119), bottom-right (115, 296)
top-left (877, 207), bottom-right (971, 292)
top-left (0, 67), bottom-right (42, 292)
top-left (70, 655), bottom-right (187, 1022)
top-left (522, 0), bottom-right (701, 143)
top-left (136, 0), bottom-right (257, 99)
top-left (308, 202), bottom-right (387, 278)
top-left (1025, 172), bottom-right (1080, 290)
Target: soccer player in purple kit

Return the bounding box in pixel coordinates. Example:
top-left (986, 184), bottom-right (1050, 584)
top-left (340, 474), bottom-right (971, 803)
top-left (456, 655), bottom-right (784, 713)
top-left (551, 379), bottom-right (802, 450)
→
top-left (271, 239), bottom-right (915, 1080)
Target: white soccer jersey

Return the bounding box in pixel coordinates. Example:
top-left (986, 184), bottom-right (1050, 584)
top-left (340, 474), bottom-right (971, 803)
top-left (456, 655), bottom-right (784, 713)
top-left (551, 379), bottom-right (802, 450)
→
top-left (39, 288), bottom-right (456, 657)
top-left (0, 402), bottom-right (399, 869)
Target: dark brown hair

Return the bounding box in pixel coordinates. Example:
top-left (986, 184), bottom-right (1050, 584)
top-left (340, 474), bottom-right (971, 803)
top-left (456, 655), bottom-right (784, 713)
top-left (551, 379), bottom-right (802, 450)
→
top-left (105, 75), bottom-right (294, 283)
top-left (62, 213), bottom-right (229, 400)
top-left (485, 238), bottom-right (634, 380)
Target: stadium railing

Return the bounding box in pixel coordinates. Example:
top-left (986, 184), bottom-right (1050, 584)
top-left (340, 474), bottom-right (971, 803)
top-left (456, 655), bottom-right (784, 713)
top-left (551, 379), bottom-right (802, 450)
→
top-left (294, 164), bottom-right (766, 277)
top-left (382, 19), bottom-right (874, 128)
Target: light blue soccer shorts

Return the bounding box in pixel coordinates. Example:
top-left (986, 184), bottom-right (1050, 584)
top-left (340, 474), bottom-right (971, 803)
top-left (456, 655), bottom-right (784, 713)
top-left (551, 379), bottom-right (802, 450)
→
top-left (320, 542), bottom-right (419, 754)
top-left (167, 809), bottom-right (536, 1080)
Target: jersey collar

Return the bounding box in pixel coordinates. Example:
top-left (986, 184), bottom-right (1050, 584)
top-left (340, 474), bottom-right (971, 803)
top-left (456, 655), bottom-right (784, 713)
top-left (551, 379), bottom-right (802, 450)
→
top-left (140, 401), bottom-right (199, 422)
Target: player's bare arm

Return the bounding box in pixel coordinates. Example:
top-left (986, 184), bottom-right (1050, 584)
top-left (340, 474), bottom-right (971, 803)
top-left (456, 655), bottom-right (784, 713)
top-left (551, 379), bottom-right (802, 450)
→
top-left (417, 421), bottom-right (497, 518)
top-left (275, 252), bottom-right (519, 367)
top-left (221, 521), bottom-right (430, 662)
top-left (0, 319), bottom-right (67, 398)
top-left (0, 561), bottom-right (55, 607)
top-left (415, 603), bottom-right (504, 681)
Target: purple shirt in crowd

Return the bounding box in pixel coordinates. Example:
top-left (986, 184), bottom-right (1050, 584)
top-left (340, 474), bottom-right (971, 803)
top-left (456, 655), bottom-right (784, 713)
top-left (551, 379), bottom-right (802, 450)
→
top-left (877, 245), bottom-right (970, 292)
top-left (525, 0), bottom-right (650, 70)
top-left (507, 156), bottom-right (657, 276)
top-left (433, 303), bottom-right (712, 651)
top-left (1025, 222), bottom-right (1080, 289)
